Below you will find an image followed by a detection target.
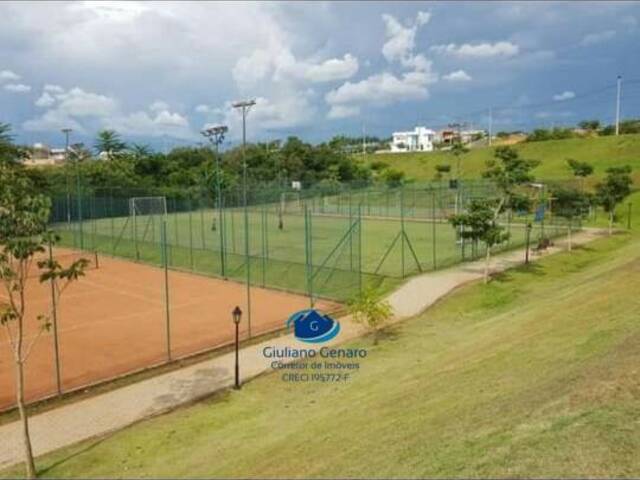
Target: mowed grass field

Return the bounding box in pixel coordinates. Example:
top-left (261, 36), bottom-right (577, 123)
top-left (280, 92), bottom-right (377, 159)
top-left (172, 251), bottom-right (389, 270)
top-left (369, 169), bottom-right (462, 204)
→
top-left (9, 225), bottom-right (640, 477)
top-left (367, 134), bottom-right (640, 187)
top-left (56, 204), bottom-right (563, 301)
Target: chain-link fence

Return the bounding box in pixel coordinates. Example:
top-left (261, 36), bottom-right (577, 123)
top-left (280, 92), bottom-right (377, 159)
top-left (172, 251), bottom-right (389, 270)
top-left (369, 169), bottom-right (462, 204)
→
top-left (47, 180), bottom-right (580, 304)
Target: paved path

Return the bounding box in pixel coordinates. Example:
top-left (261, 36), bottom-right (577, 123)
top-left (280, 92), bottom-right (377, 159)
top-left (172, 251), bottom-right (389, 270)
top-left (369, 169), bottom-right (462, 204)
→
top-left (0, 229), bottom-right (605, 469)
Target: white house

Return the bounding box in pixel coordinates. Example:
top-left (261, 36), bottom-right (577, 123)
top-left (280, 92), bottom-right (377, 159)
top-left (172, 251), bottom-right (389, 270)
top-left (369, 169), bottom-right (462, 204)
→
top-left (390, 127), bottom-right (435, 153)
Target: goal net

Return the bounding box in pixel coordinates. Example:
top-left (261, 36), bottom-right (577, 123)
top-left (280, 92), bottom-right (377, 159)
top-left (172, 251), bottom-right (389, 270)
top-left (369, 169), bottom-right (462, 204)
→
top-left (129, 196), bottom-right (167, 246)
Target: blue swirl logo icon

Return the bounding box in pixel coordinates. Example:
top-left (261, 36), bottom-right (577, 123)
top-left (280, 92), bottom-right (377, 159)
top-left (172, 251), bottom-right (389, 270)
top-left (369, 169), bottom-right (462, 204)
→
top-left (286, 309), bottom-right (341, 343)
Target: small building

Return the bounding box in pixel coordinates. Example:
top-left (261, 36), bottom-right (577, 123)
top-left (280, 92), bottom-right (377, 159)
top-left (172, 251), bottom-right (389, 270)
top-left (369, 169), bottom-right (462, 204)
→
top-left (390, 127), bottom-right (435, 153)
top-left (23, 143), bottom-right (60, 166)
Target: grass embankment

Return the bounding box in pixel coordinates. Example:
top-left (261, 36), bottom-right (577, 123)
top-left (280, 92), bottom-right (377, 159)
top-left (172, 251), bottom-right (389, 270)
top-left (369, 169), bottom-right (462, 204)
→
top-left (6, 228), bottom-right (640, 478)
top-left (367, 134), bottom-right (640, 186)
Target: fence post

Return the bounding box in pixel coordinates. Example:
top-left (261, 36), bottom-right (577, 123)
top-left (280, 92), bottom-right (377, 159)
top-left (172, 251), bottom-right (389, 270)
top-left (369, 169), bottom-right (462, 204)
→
top-left (244, 197), bottom-right (252, 337)
top-left (161, 219), bottom-right (171, 362)
top-left (432, 190), bottom-right (437, 270)
top-left (48, 238), bottom-right (62, 395)
top-left (219, 195), bottom-right (226, 277)
top-left (400, 187), bottom-right (405, 278)
top-left (358, 203), bottom-right (363, 295)
top-left (188, 198), bottom-right (194, 270)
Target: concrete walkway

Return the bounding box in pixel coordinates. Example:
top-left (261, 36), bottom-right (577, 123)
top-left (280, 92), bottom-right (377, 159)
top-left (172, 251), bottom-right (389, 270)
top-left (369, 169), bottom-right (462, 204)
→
top-left (0, 229), bottom-right (605, 469)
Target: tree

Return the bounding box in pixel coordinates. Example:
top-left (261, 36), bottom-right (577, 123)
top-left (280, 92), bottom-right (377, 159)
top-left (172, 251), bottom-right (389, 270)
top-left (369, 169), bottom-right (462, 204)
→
top-left (0, 160), bottom-right (88, 478)
top-left (348, 287), bottom-right (393, 345)
top-left (433, 164), bottom-right (451, 181)
top-left (578, 120), bottom-right (600, 131)
top-left (566, 158), bottom-right (594, 191)
top-left (551, 187), bottom-right (590, 251)
top-left (595, 166), bottom-right (633, 235)
top-left (483, 146), bottom-right (539, 216)
top-left (450, 199), bottom-right (510, 283)
top-left (94, 130), bottom-right (127, 159)
top-left (382, 168), bottom-right (405, 188)
top-left (450, 141), bottom-right (469, 179)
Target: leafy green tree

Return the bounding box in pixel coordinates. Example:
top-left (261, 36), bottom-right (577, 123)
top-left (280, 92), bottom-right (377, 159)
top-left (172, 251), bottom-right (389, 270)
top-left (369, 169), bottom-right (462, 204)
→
top-left (566, 158), bottom-right (594, 191)
top-left (94, 130), bottom-right (127, 159)
top-left (349, 287), bottom-right (393, 345)
top-left (483, 146), bottom-right (539, 215)
top-left (433, 164), bottom-right (451, 181)
top-left (595, 166), bottom-right (633, 235)
top-left (382, 168), bottom-right (405, 188)
top-left (450, 199), bottom-right (510, 283)
top-left (0, 161), bottom-right (88, 478)
top-left (551, 187), bottom-right (590, 250)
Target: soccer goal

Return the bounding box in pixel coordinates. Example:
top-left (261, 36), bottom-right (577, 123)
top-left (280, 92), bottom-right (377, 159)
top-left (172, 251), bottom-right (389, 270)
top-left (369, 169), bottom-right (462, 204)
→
top-left (129, 196), bottom-right (168, 247)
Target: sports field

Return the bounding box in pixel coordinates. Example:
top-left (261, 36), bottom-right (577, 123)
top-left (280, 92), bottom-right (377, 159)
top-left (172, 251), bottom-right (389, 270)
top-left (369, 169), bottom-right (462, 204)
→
top-left (0, 247), bottom-right (338, 410)
top-left (51, 187), bottom-right (571, 302)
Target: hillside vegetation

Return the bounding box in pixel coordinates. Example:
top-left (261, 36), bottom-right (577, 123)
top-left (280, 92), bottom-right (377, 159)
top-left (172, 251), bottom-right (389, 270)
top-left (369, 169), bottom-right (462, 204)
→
top-left (367, 134), bottom-right (640, 187)
top-left (5, 229), bottom-right (640, 478)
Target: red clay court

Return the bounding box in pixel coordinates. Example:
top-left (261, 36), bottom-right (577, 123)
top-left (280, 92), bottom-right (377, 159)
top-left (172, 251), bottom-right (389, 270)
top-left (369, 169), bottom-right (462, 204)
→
top-left (0, 249), bottom-right (338, 410)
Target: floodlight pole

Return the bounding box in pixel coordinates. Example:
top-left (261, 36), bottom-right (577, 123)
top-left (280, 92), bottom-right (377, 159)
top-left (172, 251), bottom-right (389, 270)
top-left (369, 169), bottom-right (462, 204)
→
top-left (233, 99), bottom-right (256, 338)
top-left (202, 126), bottom-right (228, 277)
top-left (63, 128), bottom-right (84, 250)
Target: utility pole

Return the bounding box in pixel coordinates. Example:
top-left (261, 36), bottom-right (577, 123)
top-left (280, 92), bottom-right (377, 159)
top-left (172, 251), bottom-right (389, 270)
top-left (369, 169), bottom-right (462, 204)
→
top-left (488, 107), bottom-right (493, 146)
top-left (615, 75), bottom-right (622, 136)
top-left (62, 128), bottom-right (72, 226)
top-left (362, 123), bottom-right (366, 157)
top-left (201, 125), bottom-right (228, 277)
top-left (232, 99), bottom-right (256, 338)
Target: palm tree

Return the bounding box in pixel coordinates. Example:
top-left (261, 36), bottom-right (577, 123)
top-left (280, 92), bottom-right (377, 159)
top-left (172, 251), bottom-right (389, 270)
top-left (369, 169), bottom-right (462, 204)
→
top-left (0, 122), bottom-right (13, 145)
top-left (94, 130), bottom-right (126, 159)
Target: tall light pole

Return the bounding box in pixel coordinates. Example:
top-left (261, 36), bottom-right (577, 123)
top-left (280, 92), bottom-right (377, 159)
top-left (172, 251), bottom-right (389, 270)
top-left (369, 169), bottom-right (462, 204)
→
top-left (201, 125), bottom-right (228, 278)
top-left (615, 75), bottom-right (622, 136)
top-left (232, 99), bottom-right (256, 338)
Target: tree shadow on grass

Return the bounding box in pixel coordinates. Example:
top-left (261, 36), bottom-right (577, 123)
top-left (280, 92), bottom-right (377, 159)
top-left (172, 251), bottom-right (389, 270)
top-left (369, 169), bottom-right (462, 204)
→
top-left (493, 261), bottom-right (546, 282)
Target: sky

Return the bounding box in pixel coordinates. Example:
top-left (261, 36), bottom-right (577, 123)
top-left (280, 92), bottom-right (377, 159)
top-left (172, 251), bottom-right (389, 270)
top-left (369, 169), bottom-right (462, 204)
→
top-left (1, 1), bottom-right (640, 150)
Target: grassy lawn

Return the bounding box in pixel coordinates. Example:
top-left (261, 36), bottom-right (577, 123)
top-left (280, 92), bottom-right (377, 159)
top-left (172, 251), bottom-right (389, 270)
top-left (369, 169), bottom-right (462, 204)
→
top-left (8, 229), bottom-right (640, 478)
top-left (367, 134), bottom-right (640, 186)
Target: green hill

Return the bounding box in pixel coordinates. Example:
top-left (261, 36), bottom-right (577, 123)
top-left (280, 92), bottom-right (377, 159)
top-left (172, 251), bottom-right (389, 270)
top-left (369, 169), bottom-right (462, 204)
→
top-left (366, 134), bottom-right (640, 187)
top-left (7, 229), bottom-right (640, 478)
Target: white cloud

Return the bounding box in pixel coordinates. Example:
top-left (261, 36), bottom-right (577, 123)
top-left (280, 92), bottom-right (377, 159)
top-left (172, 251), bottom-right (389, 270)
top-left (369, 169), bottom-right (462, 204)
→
top-left (194, 104), bottom-right (211, 114)
top-left (44, 84), bottom-right (64, 93)
top-left (552, 91), bottom-right (575, 101)
top-left (35, 91), bottom-right (56, 107)
top-left (580, 30), bottom-right (616, 46)
top-left (23, 109), bottom-right (85, 133)
top-left (4, 83), bottom-right (31, 93)
top-left (443, 70), bottom-right (472, 82)
top-left (381, 11), bottom-right (431, 69)
top-left (302, 54), bottom-right (359, 83)
top-left (621, 15), bottom-right (638, 28)
top-left (233, 47), bottom-right (359, 89)
top-left (431, 41), bottom-right (520, 58)
top-left (326, 71), bottom-right (434, 109)
top-left (327, 105), bottom-right (360, 119)
top-left (54, 87), bottom-right (117, 117)
top-left (149, 100), bottom-right (169, 112)
top-left (106, 109), bottom-right (191, 138)
top-left (0, 70), bottom-right (20, 82)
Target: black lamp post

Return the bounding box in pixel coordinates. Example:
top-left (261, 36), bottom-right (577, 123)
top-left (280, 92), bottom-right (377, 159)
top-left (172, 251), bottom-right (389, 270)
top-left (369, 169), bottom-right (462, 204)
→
top-left (525, 222), bottom-right (532, 264)
top-left (232, 306), bottom-right (242, 389)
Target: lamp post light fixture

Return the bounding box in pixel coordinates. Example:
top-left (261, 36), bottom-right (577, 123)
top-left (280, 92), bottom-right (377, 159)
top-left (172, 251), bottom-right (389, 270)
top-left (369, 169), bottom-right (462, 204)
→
top-left (232, 305), bottom-right (242, 390)
top-left (201, 125), bottom-right (228, 277)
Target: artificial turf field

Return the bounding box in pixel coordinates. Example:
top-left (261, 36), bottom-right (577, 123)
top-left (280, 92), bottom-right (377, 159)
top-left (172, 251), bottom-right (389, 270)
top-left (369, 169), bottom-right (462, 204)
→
top-left (5, 217), bottom-right (639, 478)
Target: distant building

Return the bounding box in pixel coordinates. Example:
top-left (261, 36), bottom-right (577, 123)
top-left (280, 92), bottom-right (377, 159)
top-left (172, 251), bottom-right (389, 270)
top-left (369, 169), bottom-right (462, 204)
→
top-left (23, 143), bottom-right (66, 166)
top-left (390, 127), bottom-right (435, 153)
top-left (435, 129), bottom-right (486, 145)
